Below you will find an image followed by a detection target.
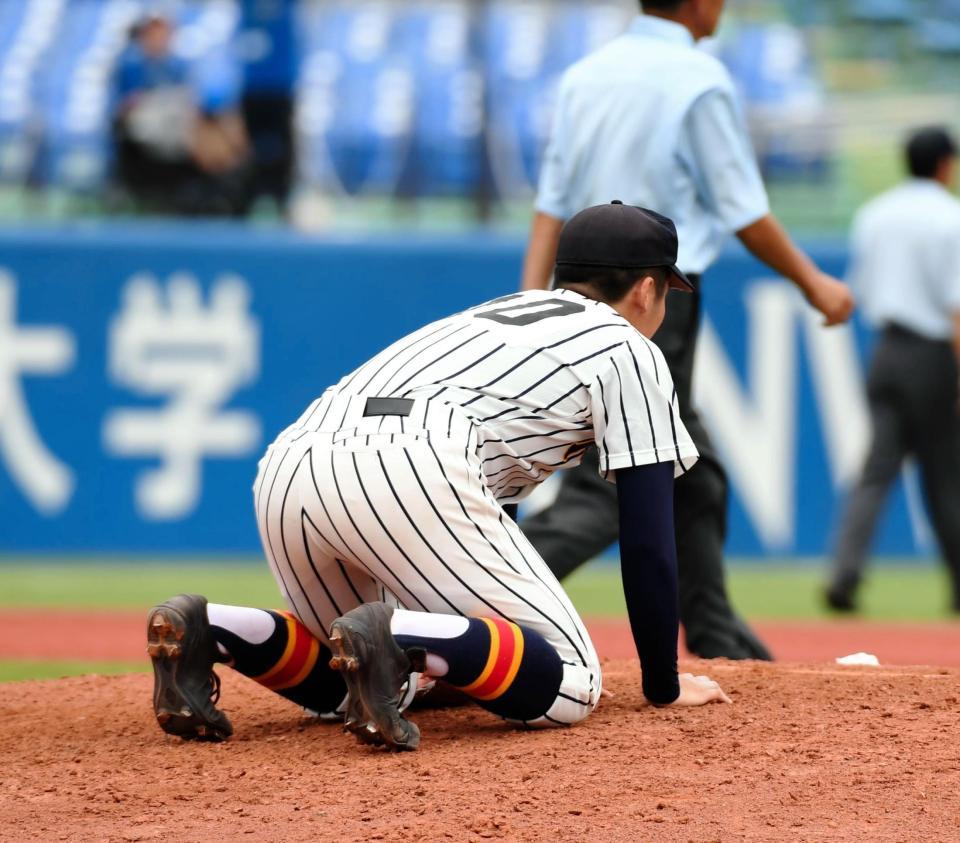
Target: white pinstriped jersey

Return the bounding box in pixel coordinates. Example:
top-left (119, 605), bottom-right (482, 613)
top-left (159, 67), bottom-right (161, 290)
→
top-left (256, 289), bottom-right (698, 721)
top-left (290, 289), bottom-right (698, 502)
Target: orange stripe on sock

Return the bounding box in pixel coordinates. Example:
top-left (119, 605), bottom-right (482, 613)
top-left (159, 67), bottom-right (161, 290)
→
top-left (272, 636), bottom-right (320, 691)
top-left (254, 613), bottom-right (320, 691)
top-left (459, 618), bottom-right (500, 695)
top-left (260, 622), bottom-right (315, 690)
top-left (460, 618), bottom-right (525, 701)
top-left (253, 615), bottom-right (298, 686)
top-left (478, 622), bottom-right (524, 701)
top-left (473, 620), bottom-right (524, 701)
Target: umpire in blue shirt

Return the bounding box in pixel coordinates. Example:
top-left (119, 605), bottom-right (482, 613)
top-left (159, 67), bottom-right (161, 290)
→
top-left (520, 0), bottom-right (855, 660)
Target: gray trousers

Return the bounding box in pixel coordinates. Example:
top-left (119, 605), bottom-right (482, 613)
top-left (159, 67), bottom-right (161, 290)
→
top-left (830, 325), bottom-right (960, 609)
top-left (520, 281), bottom-right (772, 660)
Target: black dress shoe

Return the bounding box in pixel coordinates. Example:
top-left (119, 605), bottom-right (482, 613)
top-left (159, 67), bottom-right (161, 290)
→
top-left (824, 586), bottom-right (857, 613)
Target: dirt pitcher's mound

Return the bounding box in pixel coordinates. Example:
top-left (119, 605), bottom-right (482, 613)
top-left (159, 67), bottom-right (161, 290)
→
top-left (3, 660), bottom-right (959, 842)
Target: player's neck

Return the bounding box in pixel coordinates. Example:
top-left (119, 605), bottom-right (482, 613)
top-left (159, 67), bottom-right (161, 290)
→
top-left (555, 283), bottom-right (604, 304)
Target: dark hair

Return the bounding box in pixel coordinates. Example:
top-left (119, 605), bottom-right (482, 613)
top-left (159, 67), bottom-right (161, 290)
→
top-left (554, 264), bottom-right (669, 304)
top-left (905, 126), bottom-right (957, 179)
top-left (640, 0), bottom-right (685, 10)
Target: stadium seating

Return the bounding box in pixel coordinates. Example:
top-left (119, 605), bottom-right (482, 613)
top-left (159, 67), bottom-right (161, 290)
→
top-left (296, 2), bottom-right (414, 196)
top-left (483, 1), bottom-right (629, 198)
top-left (716, 23), bottom-right (830, 179)
top-left (0, 0), bottom-right (911, 208)
top-left (0, 0), bottom-right (242, 193)
top-left (394, 3), bottom-right (483, 196)
top-left (914, 0), bottom-right (960, 56)
top-left (0, 0), bottom-right (633, 200)
top-left (0, 0), bottom-right (64, 184)
top-left (847, 0), bottom-right (912, 24)
top-left (483, 1), bottom-right (553, 198)
top-left (34, 0), bottom-right (139, 191)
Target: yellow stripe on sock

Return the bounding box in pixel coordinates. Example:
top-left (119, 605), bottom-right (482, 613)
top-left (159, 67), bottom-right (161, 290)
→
top-left (252, 615), bottom-right (297, 685)
top-left (459, 618), bottom-right (500, 695)
top-left (475, 622), bottom-right (525, 701)
top-left (271, 636), bottom-right (320, 691)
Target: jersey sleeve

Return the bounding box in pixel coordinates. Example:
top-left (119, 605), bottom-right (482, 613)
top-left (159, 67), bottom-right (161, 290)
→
top-left (534, 76), bottom-right (574, 221)
top-left (589, 337), bottom-right (699, 480)
top-left (937, 215), bottom-right (960, 314)
top-left (844, 208), bottom-right (869, 295)
top-left (681, 85), bottom-right (770, 234)
top-left (616, 462), bottom-right (680, 704)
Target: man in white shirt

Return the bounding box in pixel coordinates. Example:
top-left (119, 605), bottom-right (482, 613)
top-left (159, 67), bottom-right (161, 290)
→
top-left (827, 127), bottom-right (960, 612)
top-left (519, 0), bottom-right (854, 660)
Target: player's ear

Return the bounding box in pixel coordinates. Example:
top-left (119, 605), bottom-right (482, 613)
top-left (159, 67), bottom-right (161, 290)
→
top-left (634, 274), bottom-right (657, 313)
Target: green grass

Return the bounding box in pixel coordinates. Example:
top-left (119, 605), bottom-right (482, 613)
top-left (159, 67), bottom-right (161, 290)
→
top-left (0, 557), bottom-right (952, 620)
top-left (731, 564), bottom-right (954, 621)
top-left (565, 560), bottom-right (954, 621)
top-left (0, 660), bottom-right (146, 683)
top-left (0, 558), bottom-right (280, 610)
top-left (0, 559), bottom-right (952, 683)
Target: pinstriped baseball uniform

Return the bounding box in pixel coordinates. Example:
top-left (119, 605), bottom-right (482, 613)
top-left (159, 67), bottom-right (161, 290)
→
top-left (253, 288), bottom-right (698, 726)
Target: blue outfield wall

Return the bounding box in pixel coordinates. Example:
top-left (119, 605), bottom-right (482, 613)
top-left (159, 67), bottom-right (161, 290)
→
top-left (0, 223), bottom-right (931, 556)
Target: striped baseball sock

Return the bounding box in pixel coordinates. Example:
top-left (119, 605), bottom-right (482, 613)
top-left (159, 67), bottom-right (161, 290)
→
top-left (390, 610), bottom-right (563, 722)
top-left (207, 604), bottom-right (346, 715)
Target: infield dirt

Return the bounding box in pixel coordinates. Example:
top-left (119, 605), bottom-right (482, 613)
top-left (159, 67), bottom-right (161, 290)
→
top-left (4, 659), bottom-right (959, 842)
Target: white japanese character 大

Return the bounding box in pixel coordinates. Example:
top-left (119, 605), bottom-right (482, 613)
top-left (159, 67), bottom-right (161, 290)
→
top-left (0, 270), bottom-right (76, 514)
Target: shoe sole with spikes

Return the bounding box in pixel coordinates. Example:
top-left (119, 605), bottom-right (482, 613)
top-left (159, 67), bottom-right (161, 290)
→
top-left (330, 652), bottom-right (381, 744)
top-left (329, 604), bottom-right (420, 751)
top-left (147, 598), bottom-right (233, 742)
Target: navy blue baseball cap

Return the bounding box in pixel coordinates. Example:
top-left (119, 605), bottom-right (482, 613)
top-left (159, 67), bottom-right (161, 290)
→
top-left (555, 200), bottom-right (694, 292)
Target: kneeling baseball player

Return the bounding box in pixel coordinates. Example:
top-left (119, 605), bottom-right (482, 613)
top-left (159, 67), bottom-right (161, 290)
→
top-left (147, 201), bottom-right (732, 750)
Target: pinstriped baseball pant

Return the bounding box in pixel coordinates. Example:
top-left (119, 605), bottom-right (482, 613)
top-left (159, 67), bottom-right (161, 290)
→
top-left (253, 399), bottom-right (601, 727)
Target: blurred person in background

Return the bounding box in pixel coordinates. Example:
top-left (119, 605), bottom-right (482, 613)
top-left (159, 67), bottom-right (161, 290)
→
top-left (518, 0), bottom-right (854, 660)
top-left (236, 0), bottom-right (297, 216)
top-left (113, 11), bottom-right (193, 205)
top-left (826, 127), bottom-right (960, 614)
top-left (113, 10), bottom-right (249, 215)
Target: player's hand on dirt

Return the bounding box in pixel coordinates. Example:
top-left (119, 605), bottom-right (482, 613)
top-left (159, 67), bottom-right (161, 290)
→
top-left (804, 272), bottom-right (855, 326)
top-left (670, 672), bottom-right (733, 706)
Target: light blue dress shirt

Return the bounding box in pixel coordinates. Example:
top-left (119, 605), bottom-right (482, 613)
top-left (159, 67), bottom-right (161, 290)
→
top-left (535, 15), bottom-right (769, 275)
top-left (848, 179), bottom-right (960, 341)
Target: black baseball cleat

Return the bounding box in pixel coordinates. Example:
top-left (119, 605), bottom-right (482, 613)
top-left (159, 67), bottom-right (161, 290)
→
top-left (146, 594), bottom-right (233, 742)
top-left (824, 586), bottom-right (857, 613)
top-left (733, 615), bottom-right (773, 661)
top-left (328, 602), bottom-right (424, 751)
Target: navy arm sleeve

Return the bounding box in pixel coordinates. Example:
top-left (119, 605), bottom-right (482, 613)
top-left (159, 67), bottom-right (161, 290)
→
top-left (615, 462), bottom-right (680, 705)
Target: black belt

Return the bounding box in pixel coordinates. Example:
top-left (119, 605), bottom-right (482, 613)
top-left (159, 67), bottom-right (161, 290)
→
top-left (363, 397), bottom-right (413, 417)
top-left (884, 323), bottom-right (946, 345)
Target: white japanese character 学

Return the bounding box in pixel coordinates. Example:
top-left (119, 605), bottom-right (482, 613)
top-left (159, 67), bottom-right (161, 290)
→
top-left (0, 270), bottom-right (76, 514)
top-left (104, 273), bottom-right (261, 520)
